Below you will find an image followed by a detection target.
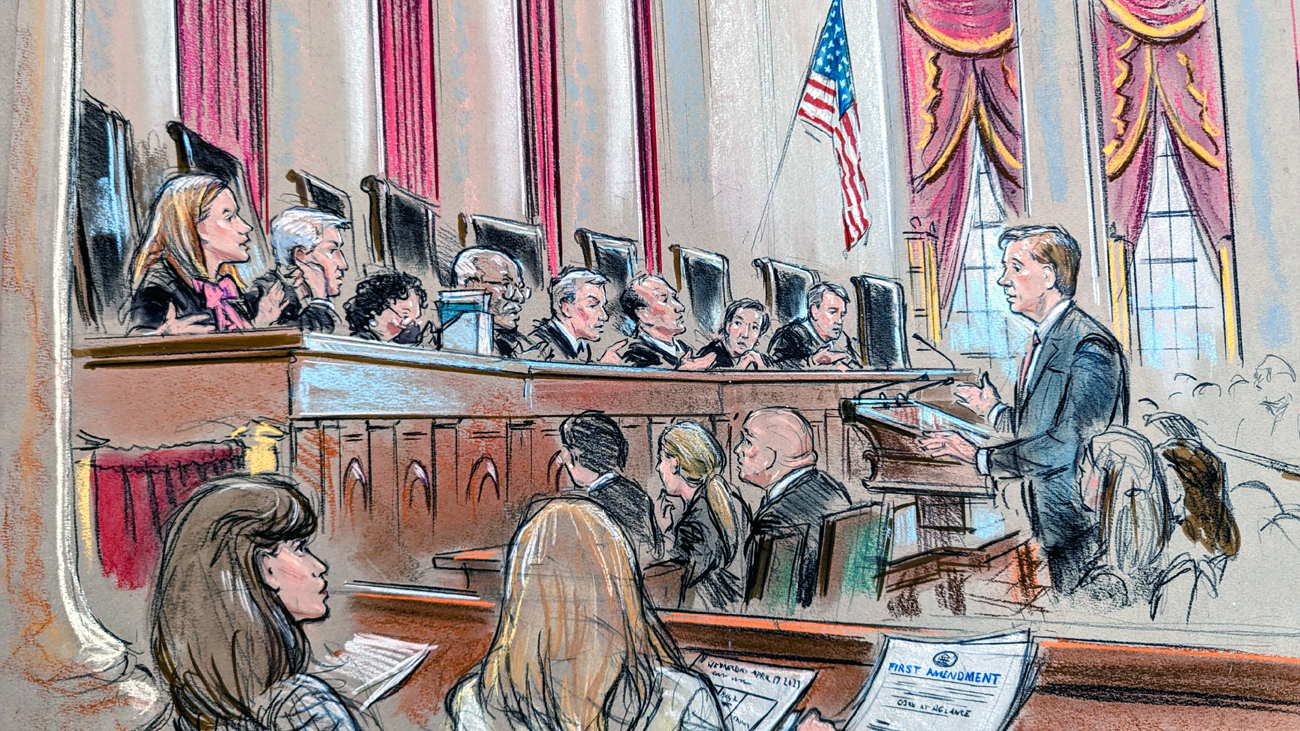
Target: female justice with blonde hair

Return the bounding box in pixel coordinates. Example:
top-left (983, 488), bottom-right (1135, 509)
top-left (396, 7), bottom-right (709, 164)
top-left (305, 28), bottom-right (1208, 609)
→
top-left (448, 498), bottom-right (725, 730)
top-left (127, 173), bottom-right (285, 334)
top-left (657, 421), bottom-right (752, 609)
top-left (150, 474), bottom-right (360, 730)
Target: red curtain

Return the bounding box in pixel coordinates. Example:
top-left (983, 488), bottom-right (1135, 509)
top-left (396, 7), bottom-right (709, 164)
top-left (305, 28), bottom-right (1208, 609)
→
top-left (93, 441), bottom-right (244, 589)
top-left (517, 0), bottom-right (562, 277)
top-left (898, 0), bottom-right (1025, 311)
top-left (378, 0), bottom-right (439, 201)
top-left (631, 0), bottom-right (663, 274)
top-left (176, 0), bottom-right (269, 227)
top-left (1093, 0), bottom-right (1232, 260)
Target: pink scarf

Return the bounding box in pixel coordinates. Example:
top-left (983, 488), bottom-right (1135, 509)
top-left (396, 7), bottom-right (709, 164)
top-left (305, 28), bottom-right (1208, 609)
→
top-left (192, 276), bottom-right (252, 332)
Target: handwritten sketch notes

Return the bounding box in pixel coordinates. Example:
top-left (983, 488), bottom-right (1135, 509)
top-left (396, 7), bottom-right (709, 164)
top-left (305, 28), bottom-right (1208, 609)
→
top-left (845, 630), bottom-right (1036, 731)
top-left (692, 654), bottom-right (818, 731)
top-left (314, 633), bottom-right (434, 710)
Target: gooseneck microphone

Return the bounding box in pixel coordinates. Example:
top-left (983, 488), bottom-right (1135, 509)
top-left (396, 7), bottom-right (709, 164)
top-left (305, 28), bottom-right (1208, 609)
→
top-left (911, 333), bottom-right (957, 371)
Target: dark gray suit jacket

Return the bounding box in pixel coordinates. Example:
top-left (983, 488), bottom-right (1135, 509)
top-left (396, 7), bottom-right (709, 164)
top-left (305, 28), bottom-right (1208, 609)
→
top-left (986, 303), bottom-right (1128, 550)
top-left (746, 468), bottom-right (851, 607)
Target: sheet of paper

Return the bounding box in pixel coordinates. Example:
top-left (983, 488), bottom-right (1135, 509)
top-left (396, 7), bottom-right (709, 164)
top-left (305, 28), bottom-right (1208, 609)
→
top-left (844, 634), bottom-right (1031, 731)
top-left (313, 633), bottom-right (434, 710)
top-left (692, 655), bottom-right (817, 731)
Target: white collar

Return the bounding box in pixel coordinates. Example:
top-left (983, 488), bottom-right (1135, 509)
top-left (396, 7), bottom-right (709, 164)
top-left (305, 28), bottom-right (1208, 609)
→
top-left (552, 318), bottom-right (584, 351)
top-left (587, 472), bottom-right (619, 491)
top-left (765, 465), bottom-right (814, 503)
top-left (1034, 299), bottom-right (1072, 339)
top-left (641, 332), bottom-right (683, 358)
top-left (310, 298), bottom-right (336, 311)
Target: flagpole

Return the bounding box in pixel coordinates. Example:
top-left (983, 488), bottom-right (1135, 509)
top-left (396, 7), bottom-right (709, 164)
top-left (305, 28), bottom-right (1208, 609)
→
top-left (747, 8), bottom-right (830, 253)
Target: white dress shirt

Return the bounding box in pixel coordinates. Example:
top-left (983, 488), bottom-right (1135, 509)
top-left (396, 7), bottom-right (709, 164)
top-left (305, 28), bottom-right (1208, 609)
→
top-left (763, 465), bottom-right (814, 505)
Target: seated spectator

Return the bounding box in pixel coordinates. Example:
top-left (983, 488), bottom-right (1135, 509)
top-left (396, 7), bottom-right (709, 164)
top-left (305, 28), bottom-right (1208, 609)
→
top-left (1076, 428), bottom-right (1172, 607)
top-left (1146, 412), bottom-right (1240, 559)
top-left (526, 267), bottom-right (608, 363)
top-left (766, 282), bottom-right (861, 371)
top-left (127, 174), bottom-right (287, 335)
top-left (244, 207), bottom-right (350, 333)
top-left (452, 248), bottom-right (533, 357)
top-left (657, 421), bottom-right (752, 610)
top-left (607, 274), bottom-right (716, 370)
top-left (150, 474), bottom-right (364, 730)
top-left (343, 270), bottom-right (435, 346)
top-left (697, 298), bottom-right (771, 370)
top-left (555, 411), bottom-right (663, 564)
top-left (445, 498), bottom-right (725, 730)
top-left (735, 408), bottom-right (851, 607)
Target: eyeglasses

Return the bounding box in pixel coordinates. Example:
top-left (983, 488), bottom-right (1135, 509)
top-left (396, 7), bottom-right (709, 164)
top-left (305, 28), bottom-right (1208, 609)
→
top-left (474, 278), bottom-right (531, 299)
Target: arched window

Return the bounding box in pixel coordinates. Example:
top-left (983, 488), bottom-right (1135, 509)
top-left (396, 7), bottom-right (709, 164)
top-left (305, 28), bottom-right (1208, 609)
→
top-left (1131, 124), bottom-right (1222, 370)
top-left (946, 142), bottom-right (1031, 383)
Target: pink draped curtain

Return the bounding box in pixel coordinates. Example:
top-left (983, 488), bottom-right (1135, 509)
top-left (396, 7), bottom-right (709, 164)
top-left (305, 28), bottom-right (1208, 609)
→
top-left (631, 0), bottom-right (663, 274)
top-left (898, 0), bottom-right (1025, 311)
top-left (517, 0), bottom-right (562, 277)
top-left (1093, 0), bottom-right (1232, 260)
top-left (176, 0), bottom-right (269, 227)
top-left (378, 0), bottom-right (439, 201)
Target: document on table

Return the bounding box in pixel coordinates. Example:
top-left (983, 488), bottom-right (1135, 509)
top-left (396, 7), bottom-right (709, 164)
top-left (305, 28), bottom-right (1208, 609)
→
top-left (843, 630), bottom-right (1036, 731)
top-left (691, 654), bottom-right (817, 731)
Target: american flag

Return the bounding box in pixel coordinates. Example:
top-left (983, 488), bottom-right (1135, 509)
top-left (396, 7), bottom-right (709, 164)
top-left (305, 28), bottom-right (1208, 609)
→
top-left (796, 0), bottom-right (870, 250)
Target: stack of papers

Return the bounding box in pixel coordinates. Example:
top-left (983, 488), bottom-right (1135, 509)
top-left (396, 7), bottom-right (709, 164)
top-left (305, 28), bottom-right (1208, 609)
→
top-left (844, 629), bottom-right (1037, 731)
top-left (691, 654), bottom-right (817, 731)
top-left (313, 633), bottom-right (434, 710)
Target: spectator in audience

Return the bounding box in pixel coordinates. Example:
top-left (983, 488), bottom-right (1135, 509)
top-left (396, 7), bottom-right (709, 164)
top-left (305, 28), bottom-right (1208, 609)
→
top-left (735, 408), bottom-right (851, 607)
top-left (150, 474), bottom-right (364, 730)
top-left (1146, 412), bottom-right (1240, 559)
top-left (244, 207), bottom-right (350, 333)
top-left (127, 174), bottom-right (287, 335)
top-left (445, 498), bottom-right (723, 730)
top-left (697, 298), bottom-right (771, 370)
top-left (556, 411), bottom-right (663, 564)
top-left (1076, 428), bottom-right (1172, 607)
top-left (608, 274), bottom-right (716, 370)
top-left (452, 248), bottom-right (533, 357)
top-left (343, 270), bottom-right (435, 346)
top-left (657, 421), bottom-right (752, 610)
top-left (526, 267), bottom-right (608, 363)
top-left (766, 282), bottom-right (861, 371)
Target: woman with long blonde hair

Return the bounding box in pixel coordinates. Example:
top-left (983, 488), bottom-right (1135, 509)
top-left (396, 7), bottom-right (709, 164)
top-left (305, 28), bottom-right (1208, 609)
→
top-left (127, 174), bottom-right (285, 334)
top-left (447, 498), bottom-right (725, 730)
top-left (656, 421), bottom-right (752, 610)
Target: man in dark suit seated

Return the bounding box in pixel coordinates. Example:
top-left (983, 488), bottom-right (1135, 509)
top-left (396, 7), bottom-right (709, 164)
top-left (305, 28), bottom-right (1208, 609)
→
top-left (606, 273), bottom-right (716, 370)
top-left (451, 248), bottom-right (533, 358)
top-left (766, 282), bottom-right (862, 371)
top-left (245, 208), bottom-right (351, 333)
top-left (735, 408), bottom-right (851, 607)
top-left (556, 411), bottom-right (663, 565)
top-left (921, 225), bottom-right (1128, 595)
top-left (525, 267), bottom-right (609, 363)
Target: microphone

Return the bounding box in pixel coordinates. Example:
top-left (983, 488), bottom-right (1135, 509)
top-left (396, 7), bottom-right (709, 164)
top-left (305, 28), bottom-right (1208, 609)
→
top-left (855, 373), bottom-right (931, 399)
top-left (912, 333), bottom-right (956, 371)
top-left (903, 376), bottom-right (955, 400)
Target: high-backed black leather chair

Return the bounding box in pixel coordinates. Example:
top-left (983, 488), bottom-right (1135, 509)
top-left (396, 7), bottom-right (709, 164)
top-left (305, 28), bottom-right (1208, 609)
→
top-left (752, 257), bottom-right (819, 327)
top-left (576, 229), bottom-right (639, 294)
top-left (361, 176), bottom-right (445, 287)
top-left (671, 245), bottom-right (732, 336)
top-left (850, 275), bottom-right (911, 370)
top-left (459, 213), bottom-right (547, 290)
top-left (76, 95), bottom-right (140, 331)
top-left (287, 169), bottom-right (360, 265)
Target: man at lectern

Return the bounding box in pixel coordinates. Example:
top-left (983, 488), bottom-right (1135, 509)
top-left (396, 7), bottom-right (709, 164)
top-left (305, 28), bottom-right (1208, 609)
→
top-left (920, 225), bottom-right (1128, 594)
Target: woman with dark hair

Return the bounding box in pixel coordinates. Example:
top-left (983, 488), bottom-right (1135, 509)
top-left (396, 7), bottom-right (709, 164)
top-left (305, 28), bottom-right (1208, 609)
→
top-left (696, 299), bottom-right (770, 370)
top-left (656, 421), bottom-right (751, 609)
top-left (149, 474), bottom-right (362, 730)
top-left (127, 174), bottom-right (286, 334)
top-left (343, 270), bottom-right (435, 345)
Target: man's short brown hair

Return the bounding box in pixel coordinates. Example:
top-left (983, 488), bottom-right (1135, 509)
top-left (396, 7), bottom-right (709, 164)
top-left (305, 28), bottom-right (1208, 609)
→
top-left (999, 225), bottom-right (1081, 297)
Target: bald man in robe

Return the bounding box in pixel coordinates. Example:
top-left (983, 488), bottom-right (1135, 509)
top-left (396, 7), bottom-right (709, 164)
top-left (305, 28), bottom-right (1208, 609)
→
top-left (735, 408), bottom-right (851, 607)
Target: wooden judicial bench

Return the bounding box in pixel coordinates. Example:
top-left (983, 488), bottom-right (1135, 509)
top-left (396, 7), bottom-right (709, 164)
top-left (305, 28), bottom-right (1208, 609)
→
top-left (70, 331), bottom-right (1300, 728)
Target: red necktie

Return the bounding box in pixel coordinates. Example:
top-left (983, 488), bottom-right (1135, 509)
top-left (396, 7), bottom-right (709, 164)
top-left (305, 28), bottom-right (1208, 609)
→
top-left (1019, 332), bottom-right (1041, 392)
